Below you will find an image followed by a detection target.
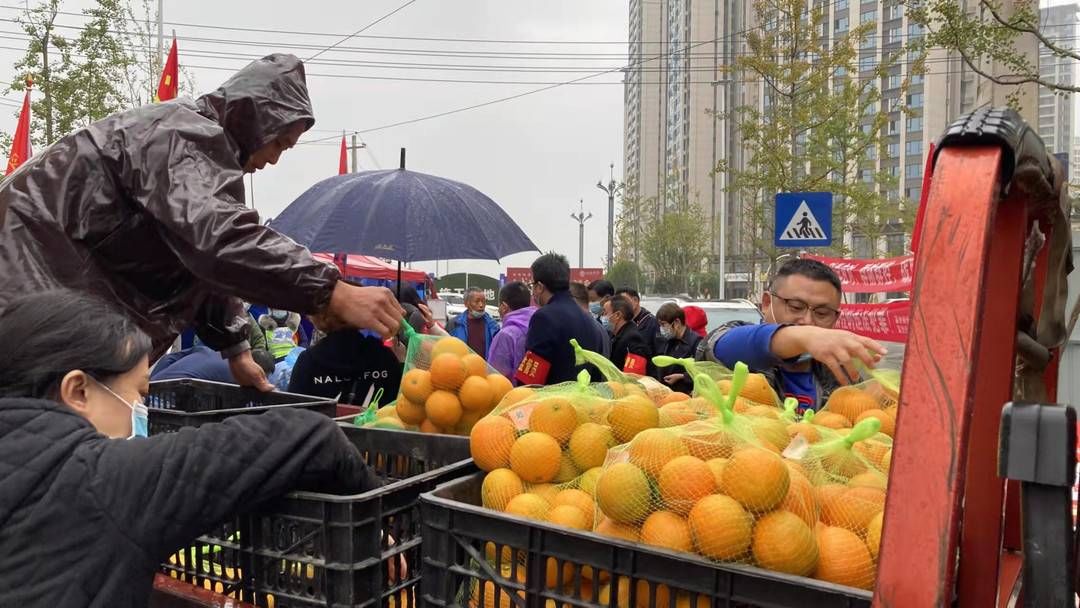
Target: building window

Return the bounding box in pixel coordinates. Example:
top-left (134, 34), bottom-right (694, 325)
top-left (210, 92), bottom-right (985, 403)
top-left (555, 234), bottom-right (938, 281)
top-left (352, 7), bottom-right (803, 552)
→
top-left (908, 116), bottom-right (922, 132)
top-left (906, 140), bottom-right (922, 156)
top-left (886, 5), bottom-right (902, 20)
top-left (860, 56), bottom-right (876, 72)
top-left (908, 93), bottom-right (923, 107)
top-left (910, 73), bottom-right (923, 85)
top-left (887, 142), bottom-right (900, 157)
top-left (853, 235), bottom-right (872, 259)
top-left (862, 170), bottom-right (874, 183)
top-left (886, 27), bottom-right (901, 44)
top-left (836, 0), bottom-right (848, 9)
top-left (886, 232), bottom-right (905, 256)
top-left (861, 10), bottom-right (876, 24)
top-left (888, 120), bottom-right (899, 135)
top-left (861, 36), bottom-right (876, 50)
top-left (906, 164), bottom-right (922, 179)
top-left (908, 23), bottom-right (924, 38)
top-left (889, 164), bottom-right (900, 177)
top-left (906, 186), bottom-right (922, 200)
top-left (835, 16), bottom-right (849, 32)
top-left (888, 74), bottom-right (901, 89)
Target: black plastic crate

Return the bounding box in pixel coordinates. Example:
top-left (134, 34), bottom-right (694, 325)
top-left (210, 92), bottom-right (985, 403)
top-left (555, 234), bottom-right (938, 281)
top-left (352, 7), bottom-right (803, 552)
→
top-left (147, 379), bottom-right (336, 434)
top-left (161, 425), bottom-right (476, 608)
top-left (420, 473), bottom-right (874, 608)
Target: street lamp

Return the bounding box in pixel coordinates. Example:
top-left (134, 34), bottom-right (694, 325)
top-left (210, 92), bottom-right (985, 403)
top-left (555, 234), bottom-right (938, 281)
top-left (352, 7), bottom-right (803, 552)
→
top-left (712, 77), bottom-right (733, 301)
top-left (570, 199), bottom-right (593, 270)
top-left (596, 163), bottom-right (619, 272)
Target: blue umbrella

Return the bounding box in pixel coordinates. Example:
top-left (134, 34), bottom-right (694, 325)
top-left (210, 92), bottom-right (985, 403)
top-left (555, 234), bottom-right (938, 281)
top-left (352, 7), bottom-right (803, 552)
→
top-left (269, 155), bottom-right (538, 264)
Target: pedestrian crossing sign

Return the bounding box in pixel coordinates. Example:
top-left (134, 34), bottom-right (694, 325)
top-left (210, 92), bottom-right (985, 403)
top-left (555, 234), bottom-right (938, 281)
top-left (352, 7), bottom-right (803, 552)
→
top-left (775, 192), bottom-right (832, 247)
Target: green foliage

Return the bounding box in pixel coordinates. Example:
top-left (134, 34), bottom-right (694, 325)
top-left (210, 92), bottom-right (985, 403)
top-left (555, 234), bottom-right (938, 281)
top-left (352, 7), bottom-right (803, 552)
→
top-left (640, 181), bottom-right (709, 295)
top-left (614, 175), bottom-right (649, 265)
top-left (605, 260), bottom-right (645, 292)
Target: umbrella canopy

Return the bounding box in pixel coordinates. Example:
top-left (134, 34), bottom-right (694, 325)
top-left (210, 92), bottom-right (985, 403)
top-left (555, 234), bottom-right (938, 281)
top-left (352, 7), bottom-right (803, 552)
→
top-left (270, 169), bottom-right (539, 263)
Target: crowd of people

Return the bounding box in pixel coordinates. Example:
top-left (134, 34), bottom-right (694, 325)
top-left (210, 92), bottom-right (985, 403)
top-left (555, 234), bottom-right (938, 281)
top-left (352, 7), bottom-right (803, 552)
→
top-left (0, 52), bottom-right (887, 606)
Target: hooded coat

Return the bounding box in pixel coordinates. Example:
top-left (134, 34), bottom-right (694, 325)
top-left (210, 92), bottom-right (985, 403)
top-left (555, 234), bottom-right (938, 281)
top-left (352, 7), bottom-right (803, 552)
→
top-left (0, 54), bottom-right (340, 359)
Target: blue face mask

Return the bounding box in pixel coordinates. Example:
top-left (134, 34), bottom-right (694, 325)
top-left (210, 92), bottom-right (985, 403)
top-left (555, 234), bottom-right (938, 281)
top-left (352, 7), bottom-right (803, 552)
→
top-left (589, 302), bottom-right (602, 316)
top-left (98, 380), bottom-right (149, 439)
top-left (468, 310), bottom-right (485, 319)
top-left (600, 316), bottom-right (613, 333)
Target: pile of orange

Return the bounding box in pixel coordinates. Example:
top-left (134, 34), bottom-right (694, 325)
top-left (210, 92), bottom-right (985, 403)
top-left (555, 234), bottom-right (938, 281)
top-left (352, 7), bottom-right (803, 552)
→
top-left (385, 337), bottom-right (513, 435)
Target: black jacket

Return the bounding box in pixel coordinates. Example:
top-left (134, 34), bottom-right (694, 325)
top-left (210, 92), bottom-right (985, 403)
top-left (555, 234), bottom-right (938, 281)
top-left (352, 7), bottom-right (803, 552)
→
top-left (0, 398), bottom-right (380, 607)
top-left (0, 54), bottom-right (340, 359)
top-left (633, 308), bottom-right (660, 344)
top-left (518, 291), bottom-right (606, 385)
top-left (656, 330), bottom-right (703, 394)
top-left (288, 331), bottom-right (404, 404)
top-left (610, 322), bottom-right (654, 377)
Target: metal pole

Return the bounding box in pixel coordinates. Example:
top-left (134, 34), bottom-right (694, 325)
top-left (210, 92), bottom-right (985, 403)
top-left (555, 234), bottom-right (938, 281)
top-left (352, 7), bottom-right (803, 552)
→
top-left (596, 164), bottom-right (617, 272)
top-left (351, 134), bottom-right (358, 173)
top-left (718, 83), bottom-right (727, 300)
top-left (156, 0), bottom-right (164, 71)
top-left (570, 199), bottom-right (593, 271)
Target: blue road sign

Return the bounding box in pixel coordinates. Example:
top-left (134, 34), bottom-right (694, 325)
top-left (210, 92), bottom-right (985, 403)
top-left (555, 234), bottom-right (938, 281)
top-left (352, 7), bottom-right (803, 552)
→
top-left (775, 192), bottom-right (832, 247)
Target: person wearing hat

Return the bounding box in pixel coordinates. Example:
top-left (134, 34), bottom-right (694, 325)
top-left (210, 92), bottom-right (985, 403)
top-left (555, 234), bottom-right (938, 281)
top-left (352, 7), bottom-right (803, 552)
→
top-left (682, 305), bottom-right (708, 338)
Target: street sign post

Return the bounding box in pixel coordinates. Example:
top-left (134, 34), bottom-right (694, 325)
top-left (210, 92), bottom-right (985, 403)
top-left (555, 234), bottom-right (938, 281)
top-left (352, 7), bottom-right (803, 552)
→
top-left (775, 192), bottom-right (832, 247)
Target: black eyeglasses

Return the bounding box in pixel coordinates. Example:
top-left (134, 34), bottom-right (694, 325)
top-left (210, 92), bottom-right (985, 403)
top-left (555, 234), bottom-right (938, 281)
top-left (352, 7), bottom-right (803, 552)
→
top-left (768, 292), bottom-right (841, 325)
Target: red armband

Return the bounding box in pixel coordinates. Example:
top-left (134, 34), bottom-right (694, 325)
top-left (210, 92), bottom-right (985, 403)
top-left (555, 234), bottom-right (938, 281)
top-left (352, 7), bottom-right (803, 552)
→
top-left (515, 351), bottom-right (551, 385)
top-left (623, 353), bottom-right (647, 375)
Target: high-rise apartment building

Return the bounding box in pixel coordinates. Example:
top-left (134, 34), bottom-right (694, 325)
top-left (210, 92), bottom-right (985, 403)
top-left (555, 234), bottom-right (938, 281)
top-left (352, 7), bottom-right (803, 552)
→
top-left (1038, 4), bottom-right (1078, 182)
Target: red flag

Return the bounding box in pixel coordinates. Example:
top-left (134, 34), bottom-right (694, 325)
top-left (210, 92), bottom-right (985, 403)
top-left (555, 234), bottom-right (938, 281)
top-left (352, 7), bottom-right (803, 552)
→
top-left (5, 79), bottom-right (32, 176)
top-left (339, 135), bottom-right (348, 175)
top-left (155, 37), bottom-right (179, 102)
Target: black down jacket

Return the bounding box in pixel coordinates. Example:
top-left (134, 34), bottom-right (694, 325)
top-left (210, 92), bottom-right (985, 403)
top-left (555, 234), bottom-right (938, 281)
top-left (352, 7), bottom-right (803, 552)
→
top-left (0, 54), bottom-right (339, 359)
top-left (0, 399), bottom-right (381, 607)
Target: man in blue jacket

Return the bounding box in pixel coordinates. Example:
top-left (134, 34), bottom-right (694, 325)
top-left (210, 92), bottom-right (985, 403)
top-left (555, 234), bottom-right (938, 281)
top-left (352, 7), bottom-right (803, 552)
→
top-left (702, 258), bottom-right (886, 412)
top-left (516, 254), bottom-right (606, 385)
top-left (450, 287), bottom-right (500, 359)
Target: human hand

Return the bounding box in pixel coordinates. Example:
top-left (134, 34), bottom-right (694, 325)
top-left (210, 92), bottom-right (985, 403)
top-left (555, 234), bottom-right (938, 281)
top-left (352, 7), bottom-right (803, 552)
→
top-left (314, 281), bottom-right (405, 339)
top-left (386, 534), bottom-right (409, 584)
top-left (663, 373), bottom-right (685, 385)
top-left (789, 326), bottom-right (886, 385)
top-left (229, 350), bottom-right (275, 392)
top-left (417, 303), bottom-right (435, 329)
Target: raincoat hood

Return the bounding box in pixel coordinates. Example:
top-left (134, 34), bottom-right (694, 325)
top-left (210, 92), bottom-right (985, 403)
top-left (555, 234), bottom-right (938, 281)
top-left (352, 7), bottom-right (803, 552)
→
top-left (501, 306), bottom-right (537, 332)
top-left (196, 53), bottom-right (315, 166)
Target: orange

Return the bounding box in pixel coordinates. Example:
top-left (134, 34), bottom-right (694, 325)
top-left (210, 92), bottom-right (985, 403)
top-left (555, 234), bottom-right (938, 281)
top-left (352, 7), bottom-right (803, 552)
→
top-left (419, 419), bottom-right (442, 434)
top-left (787, 422), bottom-right (822, 444)
top-left (505, 493), bottom-right (551, 520)
top-left (395, 396), bottom-right (427, 426)
top-left (554, 489), bottom-right (596, 529)
top-left (723, 374), bottom-right (779, 406)
top-left (688, 494), bottom-right (752, 561)
top-left (751, 417), bottom-right (791, 452)
top-left (752, 510), bottom-right (819, 576)
top-left (425, 390), bottom-right (463, 428)
top-left (509, 432), bottom-right (562, 483)
top-left (578, 467), bottom-right (602, 495)
top-left (608, 395), bottom-right (659, 442)
top-left (658, 402), bottom-right (703, 427)
top-left (659, 391), bottom-right (691, 405)
top-left (555, 453), bottom-right (580, 483)
top-left (856, 409), bottom-right (895, 437)
top-left (430, 353), bottom-right (467, 391)
top-left (568, 422), bottom-right (615, 471)
top-left (683, 427), bottom-right (738, 461)
top-left (706, 458), bottom-right (728, 487)
top-left (482, 468), bottom-right (524, 511)
top-left (820, 446), bottom-right (869, 479)
top-left (526, 483), bottom-right (560, 504)
top-left (853, 439), bottom-right (891, 469)
top-left (720, 447), bottom-right (791, 512)
top-left (487, 374), bottom-right (513, 407)
top-left (470, 416), bottom-right (518, 471)
top-left (821, 486), bottom-right (885, 533)
top-left (463, 353), bottom-right (488, 378)
top-left (848, 472), bottom-right (887, 490)
top-left (459, 375), bottom-right (496, 412)
top-left (472, 580), bottom-right (524, 608)
top-left (628, 428), bottom-right (689, 477)
top-left (866, 511), bottom-right (883, 559)
top-left (781, 465), bottom-right (818, 527)
top-left (431, 336), bottom-right (470, 359)
top-left (825, 387), bottom-right (880, 424)
top-left (813, 411), bottom-right (853, 430)
top-left (548, 504), bottom-right (590, 531)
top-left (457, 411), bottom-right (485, 434)
top-left (500, 385), bottom-right (535, 408)
top-left (658, 455), bottom-right (716, 514)
top-left (881, 449), bottom-right (892, 472)
top-left (641, 510), bottom-right (693, 553)
top-left (595, 518), bottom-right (640, 542)
top-left (545, 557), bottom-right (577, 590)
top-left (675, 593), bottom-right (711, 608)
top-left (814, 526), bottom-right (875, 590)
top-left (529, 398), bottom-right (579, 445)
top-left (401, 369), bottom-right (434, 404)
top-left (596, 462), bottom-right (652, 523)
top-left (746, 405), bottom-right (780, 419)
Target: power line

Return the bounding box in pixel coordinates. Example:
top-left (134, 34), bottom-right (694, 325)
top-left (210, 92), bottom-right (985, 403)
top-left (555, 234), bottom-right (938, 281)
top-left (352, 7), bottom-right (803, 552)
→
top-left (305, 0), bottom-right (419, 62)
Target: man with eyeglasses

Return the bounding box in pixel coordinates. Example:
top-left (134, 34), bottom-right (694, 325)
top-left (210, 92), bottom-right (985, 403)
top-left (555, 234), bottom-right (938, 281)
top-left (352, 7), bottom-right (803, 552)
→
top-left (700, 259), bottom-right (886, 412)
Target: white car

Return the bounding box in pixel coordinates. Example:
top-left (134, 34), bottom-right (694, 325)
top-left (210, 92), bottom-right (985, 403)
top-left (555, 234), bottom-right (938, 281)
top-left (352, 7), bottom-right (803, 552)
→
top-left (436, 291), bottom-right (501, 324)
top-left (639, 297), bottom-right (763, 333)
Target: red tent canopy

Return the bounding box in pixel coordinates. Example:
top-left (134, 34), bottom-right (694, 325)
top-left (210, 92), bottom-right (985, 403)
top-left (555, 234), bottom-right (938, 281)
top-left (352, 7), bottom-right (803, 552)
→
top-left (313, 253), bottom-right (428, 283)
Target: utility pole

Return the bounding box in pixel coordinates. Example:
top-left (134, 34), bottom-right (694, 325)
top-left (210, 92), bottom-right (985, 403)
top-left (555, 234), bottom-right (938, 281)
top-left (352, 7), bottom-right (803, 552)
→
top-left (570, 199), bottom-right (593, 270)
top-left (596, 163), bottom-right (618, 272)
top-left (714, 78), bottom-right (732, 300)
top-left (347, 134), bottom-right (366, 173)
top-left (156, 0), bottom-right (164, 72)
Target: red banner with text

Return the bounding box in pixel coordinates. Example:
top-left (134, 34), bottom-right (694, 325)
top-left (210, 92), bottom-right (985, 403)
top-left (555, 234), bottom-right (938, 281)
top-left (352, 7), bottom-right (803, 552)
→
top-left (802, 254), bottom-right (914, 293)
top-left (835, 300), bottom-right (911, 343)
top-left (505, 267), bottom-right (605, 285)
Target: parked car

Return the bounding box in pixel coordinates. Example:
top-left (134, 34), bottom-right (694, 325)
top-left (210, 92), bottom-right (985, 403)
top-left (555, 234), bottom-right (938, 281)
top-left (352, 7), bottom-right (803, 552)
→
top-left (640, 297), bottom-right (763, 333)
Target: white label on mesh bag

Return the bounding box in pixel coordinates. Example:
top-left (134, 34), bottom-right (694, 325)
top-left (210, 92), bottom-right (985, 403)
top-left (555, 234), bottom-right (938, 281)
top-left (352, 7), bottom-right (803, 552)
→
top-left (782, 435), bottom-right (811, 461)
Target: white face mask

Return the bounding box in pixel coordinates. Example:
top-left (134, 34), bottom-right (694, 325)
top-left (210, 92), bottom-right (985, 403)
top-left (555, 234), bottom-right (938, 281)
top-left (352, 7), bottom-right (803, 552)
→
top-left (97, 380), bottom-right (149, 439)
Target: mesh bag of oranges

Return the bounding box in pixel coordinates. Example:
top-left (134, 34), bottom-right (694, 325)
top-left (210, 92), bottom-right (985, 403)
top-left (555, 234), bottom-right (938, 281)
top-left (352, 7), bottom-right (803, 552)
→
top-left (812, 362), bottom-right (901, 439)
top-left (592, 365), bottom-right (824, 580)
top-left (570, 339), bottom-right (683, 407)
top-left (392, 322), bottom-right (513, 435)
top-left (781, 417), bottom-right (889, 590)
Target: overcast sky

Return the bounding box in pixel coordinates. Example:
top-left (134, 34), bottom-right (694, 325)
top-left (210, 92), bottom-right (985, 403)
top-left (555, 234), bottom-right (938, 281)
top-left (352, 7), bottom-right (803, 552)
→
top-left (0, 0), bottom-right (629, 279)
